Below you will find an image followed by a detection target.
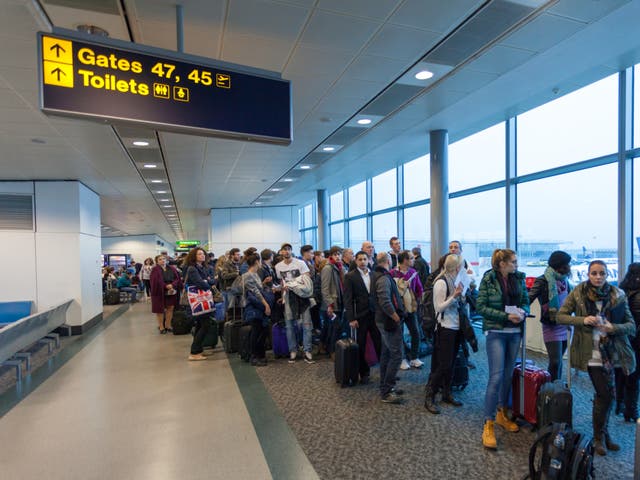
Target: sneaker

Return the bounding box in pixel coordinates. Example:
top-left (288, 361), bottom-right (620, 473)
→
top-left (399, 359), bottom-right (410, 370)
top-left (495, 408), bottom-right (519, 432)
top-left (381, 392), bottom-right (403, 404)
top-left (188, 354), bottom-right (207, 361)
top-left (482, 420), bottom-right (497, 449)
top-left (410, 359), bottom-right (424, 368)
top-left (288, 352), bottom-right (297, 363)
top-left (304, 352), bottom-right (315, 364)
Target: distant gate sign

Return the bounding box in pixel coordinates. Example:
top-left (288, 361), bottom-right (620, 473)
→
top-left (176, 240), bottom-right (201, 252)
top-left (38, 30), bottom-right (292, 144)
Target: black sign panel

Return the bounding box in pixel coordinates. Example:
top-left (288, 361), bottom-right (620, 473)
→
top-left (38, 31), bottom-right (292, 144)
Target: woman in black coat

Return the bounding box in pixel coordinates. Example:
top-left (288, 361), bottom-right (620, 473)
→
top-left (618, 263), bottom-right (640, 421)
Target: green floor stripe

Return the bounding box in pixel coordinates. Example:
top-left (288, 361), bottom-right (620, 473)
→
top-left (0, 305), bottom-right (129, 418)
top-left (228, 355), bottom-right (319, 480)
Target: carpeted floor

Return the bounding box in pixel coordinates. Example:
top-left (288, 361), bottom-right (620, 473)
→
top-left (254, 328), bottom-right (635, 480)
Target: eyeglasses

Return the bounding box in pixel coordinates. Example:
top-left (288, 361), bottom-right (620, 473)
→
top-left (589, 271), bottom-right (607, 276)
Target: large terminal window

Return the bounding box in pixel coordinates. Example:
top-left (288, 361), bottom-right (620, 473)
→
top-left (349, 218), bottom-right (367, 251)
top-left (330, 191), bottom-right (344, 222)
top-left (372, 211), bottom-right (397, 253)
top-left (348, 181), bottom-right (366, 218)
top-left (403, 155), bottom-right (429, 204)
top-left (372, 168), bottom-right (397, 212)
top-left (404, 204), bottom-right (430, 253)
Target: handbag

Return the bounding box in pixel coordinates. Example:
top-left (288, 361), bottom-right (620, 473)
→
top-left (186, 285), bottom-right (215, 316)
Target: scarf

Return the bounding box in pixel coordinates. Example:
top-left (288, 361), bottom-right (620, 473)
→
top-left (543, 266), bottom-right (568, 310)
top-left (497, 271), bottom-right (521, 306)
top-left (584, 280), bottom-right (612, 314)
top-left (329, 257), bottom-right (344, 289)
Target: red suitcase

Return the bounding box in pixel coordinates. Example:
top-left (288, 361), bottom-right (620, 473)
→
top-left (512, 362), bottom-right (551, 425)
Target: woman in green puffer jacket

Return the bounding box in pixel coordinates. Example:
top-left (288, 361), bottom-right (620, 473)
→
top-left (477, 248), bottom-right (529, 450)
top-left (557, 260), bottom-right (636, 456)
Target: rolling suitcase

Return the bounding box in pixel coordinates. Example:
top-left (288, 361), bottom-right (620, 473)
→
top-left (334, 328), bottom-right (359, 387)
top-left (536, 327), bottom-right (574, 427)
top-left (239, 325), bottom-right (252, 361)
top-left (451, 346), bottom-right (469, 390)
top-left (513, 320), bottom-right (551, 425)
top-left (271, 323), bottom-right (289, 358)
top-left (105, 288), bottom-right (120, 305)
top-left (224, 320), bottom-right (242, 353)
top-left (171, 309), bottom-right (194, 335)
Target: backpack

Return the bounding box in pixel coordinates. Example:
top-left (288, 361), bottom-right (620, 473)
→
top-left (394, 272), bottom-right (417, 313)
top-left (528, 422), bottom-right (594, 480)
top-left (421, 271), bottom-right (444, 337)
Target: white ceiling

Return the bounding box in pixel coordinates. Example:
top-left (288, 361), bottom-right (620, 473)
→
top-left (1, 0), bottom-right (640, 246)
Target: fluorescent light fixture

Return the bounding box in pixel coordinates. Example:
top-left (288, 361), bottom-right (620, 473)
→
top-left (270, 188), bottom-right (282, 192)
top-left (283, 178), bottom-right (294, 182)
top-left (357, 118), bottom-right (372, 125)
top-left (159, 199), bottom-right (170, 202)
top-left (415, 70), bottom-right (434, 80)
top-left (254, 202), bottom-right (263, 205)
top-left (143, 164), bottom-right (157, 168)
top-left (299, 165), bottom-right (311, 170)
top-left (133, 140), bottom-right (149, 146)
top-left (155, 190), bottom-right (167, 194)
top-left (322, 146), bottom-right (335, 152)
top-left (162, 205), bottom-right (172, 208)
top-left (151, 180), bottom-right (162, 183)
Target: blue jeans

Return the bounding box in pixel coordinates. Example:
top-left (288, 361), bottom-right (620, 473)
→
top-left (119, 287), bottom-right (137, 302)
top-left (285, 308), bottom-right (312, 353)
top-left (379, 324), bottom-right (403, 397)
top-left (484, 331), bottom-right (522, 420)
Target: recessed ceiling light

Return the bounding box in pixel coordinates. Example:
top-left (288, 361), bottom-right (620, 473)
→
top-left (254, 202), bottom-right (263, 205)
top-left (151, 180), bottom-right (162, 183)
top-left (133, 140), bottom-right (149, 146)
top-left (162, 205), bottom-right (172, 208)
top-left (322, 146), bottom-right (335, 152)
top-left (159, 199), bottom-right (170, 202)
top-left (143, 164), bottom-right (157, 168)
top-left (155, 190), bottom-right (167, 194)
top-left (270, 188), bottom-right (282, 192)
top-left (357, 118), bottom-right (372, 125)
top-left (300, 165), bottom-right (311, 170)
top-left (415, 70), bottom-right (434, 80)
top-left (283, 178), bottom-right (294, 182)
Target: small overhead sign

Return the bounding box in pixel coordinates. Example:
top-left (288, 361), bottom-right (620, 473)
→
top-left (175, 240), bottom-right (201, 252)
top-left (38, 30), bottom-right (292, 144)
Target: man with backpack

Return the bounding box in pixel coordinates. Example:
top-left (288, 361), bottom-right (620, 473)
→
top-left (390, 250), bottom-right (424, 370)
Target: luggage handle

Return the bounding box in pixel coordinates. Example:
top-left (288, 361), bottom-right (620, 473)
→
top-left (520, 318), bottom-right (526, 415)
top-left (350, 326), bottom-right (357, 342)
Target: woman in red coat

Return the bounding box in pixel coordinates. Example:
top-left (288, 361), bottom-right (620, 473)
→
top-left (150, 254), bottom-right (182, 333)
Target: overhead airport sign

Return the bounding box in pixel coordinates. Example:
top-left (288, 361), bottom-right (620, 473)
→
top-left (38, 30), bottom-right (292, 144)
top-left (175, 240), bottom-right (201, 252)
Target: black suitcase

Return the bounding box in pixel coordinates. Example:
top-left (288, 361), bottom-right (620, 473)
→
top-left (171, 309), bottom-right (194, 335)
top-left (105, 288), bottom-right (120, 305)
top-left (202, 317), bottom-right (219, 348)
top-left (536, 380), bottom-right (573, 427)
top-left (224, 320), bottom-right (243, 353)
top-left (239, 325), bottom-right (252, 361)
top-left (335, 329), bottom-right (359, 387)
top-left (451, 346), bottom-right (469, 390)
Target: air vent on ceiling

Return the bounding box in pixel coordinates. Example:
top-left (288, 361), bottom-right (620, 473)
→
top-left (360, 84), bottom-right (425, 117)
top-left (42, 0), bottom-right (120, 15)
top-left (0, 195), bottom-right (34, 230)
top-left (326, 127), bottom-right (368, 146)
top-left (424, 0), bottom-right (537, 66)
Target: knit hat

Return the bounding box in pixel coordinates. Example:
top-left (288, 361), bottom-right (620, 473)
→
top-left (548, 251), bottom-right (571, 270)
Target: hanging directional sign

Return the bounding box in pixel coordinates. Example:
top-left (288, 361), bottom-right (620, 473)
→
top-left (38, 30), bottom-right (292, 144)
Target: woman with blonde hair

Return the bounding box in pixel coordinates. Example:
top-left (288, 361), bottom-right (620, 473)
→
top-left (424, 254), bottom-right (464, 414)
top-left (478, 248), bottom-right (529, 450)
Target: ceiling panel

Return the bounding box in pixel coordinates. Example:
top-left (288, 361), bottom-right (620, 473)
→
top-left (317, 0), bottom-right (401, 20)
top-left (501, 12), bottom-right (586, 53)
top-left (299, 10), bottom-right (380, 53)
top-left (548, 0), bottom-right (630, 23)
top-left (364, 24), bottom-right (441, 60)
top-left (226, 0), bottom-right (309, 39)
top-left (343, 54), bottom-right (412, 83)
top-left (389, 0), bottom-right (485, 33)
top-left (466, 44), bottom-right (537, 75)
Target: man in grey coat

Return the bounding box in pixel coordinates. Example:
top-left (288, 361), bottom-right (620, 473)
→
top-left (372, 252), bottom-right (405, 404)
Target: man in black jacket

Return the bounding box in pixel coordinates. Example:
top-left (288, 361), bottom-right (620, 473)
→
top-left (372, 252), bottom-right (405, 404)
top-left (344, 251), bottom-right (381, 385)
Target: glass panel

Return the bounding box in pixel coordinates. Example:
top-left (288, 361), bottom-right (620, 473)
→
top-left (372, 211), bottom-right (397, 254)
top-left (348, 181), bottom-right (366, 218)
top-left (403, 154), bottom-right (430, 204)
top-left (518, 74), bottom-right (618, 175)
top-left (330, 191), bottom-right (344, 221)
top-left (449, 123), bottom-right (505, 191)
top-left (635, 65), bottom-right (640, 148)
top-left (404, 204), bottom-right (431, 263)
top-left (330, 222), bottom-right (344, 248)
top-left (635, 158), bottom-right (640, 262)
top-left (449, 188), bottom-right (506, 276)
top-left (518, 164), bottom-right (618, 282)
top-left (349, 218), bottom-right (367, 250)
top-left (298, 208), bottom-right (303, 230)
top-left (372, 168), bottom-right (397, 212)
top-left (303, 204), bottom-right (314, 228)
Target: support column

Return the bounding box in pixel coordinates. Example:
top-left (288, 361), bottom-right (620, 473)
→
top-left (430, 130), bottom-right (449, 266)
top-left (317, 189), bottom-right (329, 250)
top-left (506, 117), bottom-right (517, 250)
top-left (618, 67), bottom-right (633, 279)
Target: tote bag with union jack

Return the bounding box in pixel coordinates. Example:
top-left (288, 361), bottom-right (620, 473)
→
top-left (186, 285), bottom-right (215, 316)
